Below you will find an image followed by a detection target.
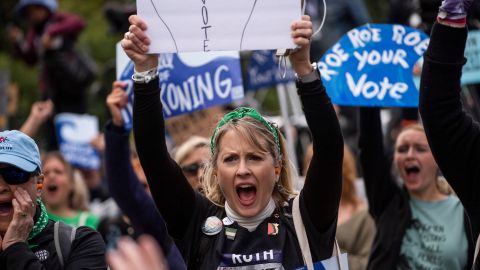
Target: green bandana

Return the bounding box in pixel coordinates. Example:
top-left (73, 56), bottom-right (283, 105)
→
top-left (210, 107), bottom-right (280, 154)
top-left (28, 199), bottom-right (49, 242)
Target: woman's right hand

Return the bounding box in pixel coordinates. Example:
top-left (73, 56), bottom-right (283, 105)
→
top-left (122, 15), bottom-right (158, 72)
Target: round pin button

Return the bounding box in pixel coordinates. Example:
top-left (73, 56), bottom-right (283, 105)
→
top-left (202, 216), bottom-right (223, 236)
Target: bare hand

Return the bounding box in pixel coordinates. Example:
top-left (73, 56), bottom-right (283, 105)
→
top-left (107, 235), bottom-right (169, 270)
top-left (2, 188), bottom-right (35, 251)
top-left (30, 100), bottom-right (54, 124)
top-left (289, 15), bottom-right (314, 77)
top-left (90, 133), bottom-right (105, 153)
top-left (107, 81), bottom-right (129, 127)
top-left (41, 34), bottom-right (53, 49)
top-left (121, 15), bottom-right (158, 72)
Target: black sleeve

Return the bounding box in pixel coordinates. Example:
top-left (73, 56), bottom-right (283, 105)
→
top-left (3, 228), bottom-right (106, 270)
top-left (358, 107), bottom-right (402, 220)
top-left (3, 242), bottom-right (46, 270)
top-left (104, 121), bottom-right (173, 253)
top-left (419, 23), bottom-right (480, 223)
top-left (133, 78), bottom-right (196, 239)
top-left (298, 79), bottom-right (344, 233)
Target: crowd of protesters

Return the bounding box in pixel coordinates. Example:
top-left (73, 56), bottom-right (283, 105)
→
top-left (2, 0), bottom-right (480, 269)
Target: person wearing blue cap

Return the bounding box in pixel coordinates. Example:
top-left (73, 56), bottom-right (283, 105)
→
top-left (0, 130), bottom-right (106, 269)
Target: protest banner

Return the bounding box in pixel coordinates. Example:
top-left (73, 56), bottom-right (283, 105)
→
top-left (318, 24), bottom-right (429, 107)
top-left (54, 113), bottom-right (100, 170)
top-left (462, 30), bottom-right (480, 85)
top-left (245, 50), bottom-right (296, 91)
top-left (116, 42), bottom-right (244, 130)
top-left (136, 0), bottom-right (300, 53)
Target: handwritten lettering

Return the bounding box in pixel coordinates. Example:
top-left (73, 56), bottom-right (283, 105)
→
top-left (201, 0), bottom-right (212, 52)
top-left (346, 72), bottom-right (408, 100)
top-left (353, 49), bottom-right (409, 71)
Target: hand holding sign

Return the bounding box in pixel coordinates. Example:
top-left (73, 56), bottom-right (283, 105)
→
top-left (122, 15), bottom-right (158, 72)
top-left (289, 15), bottom-right (314, 77)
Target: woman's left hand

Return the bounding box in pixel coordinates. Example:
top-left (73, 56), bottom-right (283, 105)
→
top-left (289, 15), bottom-right (314, 77)
top-left (1, 188), bottom-right (35, 251)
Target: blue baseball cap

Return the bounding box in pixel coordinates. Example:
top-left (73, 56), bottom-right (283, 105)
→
top-left (0, 130), bottom-right (41, 172)
top-left (15, 0), bottom-right (58, 16)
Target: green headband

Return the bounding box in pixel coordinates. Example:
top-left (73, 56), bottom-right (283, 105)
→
top-left (210, 107), bottom-right (280, 154)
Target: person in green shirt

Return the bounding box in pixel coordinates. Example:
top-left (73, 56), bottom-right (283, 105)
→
top-left (41, 151), bottom-right (99, 229)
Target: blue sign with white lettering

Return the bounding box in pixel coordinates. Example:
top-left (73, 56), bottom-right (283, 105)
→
top-left (118, 50), bottom-right (244, 130)
top-left (318, 24), bottom-right (429, 107)
top-left (54, 113), bottom-right (101, 170)
top-left (246, 50), bottom-right (296, 91)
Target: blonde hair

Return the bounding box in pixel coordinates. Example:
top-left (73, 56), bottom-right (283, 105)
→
top-left (395, 123), bottom-right (453, 196)
top-left (203, 116), bottom-right (296, 208)
top-left (174, 136), bottom-right (209, 164)
top-left (42, 152), bottom-right (89, 211)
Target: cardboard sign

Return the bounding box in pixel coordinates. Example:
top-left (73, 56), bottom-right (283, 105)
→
top-left (165, 106), bottom-right (223, 146)
top-left (136, 0), bottom-right (300, 53)
top-left (245, 50), bottom-right (296, 91)
top-left (54, 113), bottom-right (100, 170)
top-left (318, 24), bottom-right (429, 107)
top-left (116, 43), bottom-right (244, 130)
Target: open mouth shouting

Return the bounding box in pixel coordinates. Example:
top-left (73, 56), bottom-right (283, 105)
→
top-left (0, 199), bottom-right (13, 217)
top-left (236, 183), bottom-right (257, 207)
top-left (46, 183), bottom-right (59, 195)
top-left (403, 164), bottom-right (421, 184)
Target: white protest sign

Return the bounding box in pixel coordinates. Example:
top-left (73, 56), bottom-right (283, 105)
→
top-left (136, 0), bottom-right (301, 53)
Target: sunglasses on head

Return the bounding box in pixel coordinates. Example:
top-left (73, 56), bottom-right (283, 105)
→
top-left (0, 166), bottom-right (39, 185)
top-left (181, 162), bottom-right (204, 177)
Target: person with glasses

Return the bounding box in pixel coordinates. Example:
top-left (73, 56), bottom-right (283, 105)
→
top-left (0, 130), bottom-right (106, 269)
top-left (174, 136), bottom-right (210, 193)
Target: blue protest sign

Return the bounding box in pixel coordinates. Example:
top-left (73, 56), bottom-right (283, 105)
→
top-left (246, 50), bottom-right (296, 91)
top-left (462, 30), bottom-right (480, 85)
top-left (116, 43), bottom-right (244, 130)
top-left (318, 24), bottom-right (429, 107)
top-left (54, 113), bottom-right (100, 170)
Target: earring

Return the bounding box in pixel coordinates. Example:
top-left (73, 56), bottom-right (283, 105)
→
top-left (37, 183), bottom-right (43, 190)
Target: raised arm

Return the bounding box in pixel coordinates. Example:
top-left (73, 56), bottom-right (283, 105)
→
top-left (358, 107), bottom-right (401, 219)
top-left (289, 16), bottom-right (344, 233)
top-left (419, 0), bottom-right (480, 220)
top-left (121, 16), bottom-right (196, 239)
top-left (104, 81), bottom-right (183, 263)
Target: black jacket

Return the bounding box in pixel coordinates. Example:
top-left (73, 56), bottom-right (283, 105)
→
top-left (0, 219), bottom-right (106, 270)
top-left (359, 107), bottom-right (475, 270)
top-left (419, 22), bottom-right (480, 270)
top-left (132, 77), bottom-right (343, 269)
